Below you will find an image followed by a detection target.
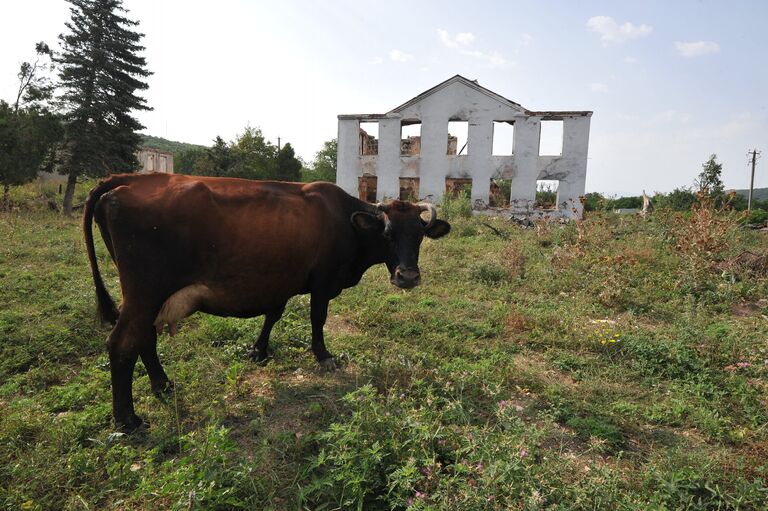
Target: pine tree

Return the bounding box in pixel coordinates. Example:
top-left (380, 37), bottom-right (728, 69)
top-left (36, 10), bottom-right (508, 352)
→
top-left (57, 0), bottom-right (151, 214)
top-left (275, 143), bottom-right (302, 182)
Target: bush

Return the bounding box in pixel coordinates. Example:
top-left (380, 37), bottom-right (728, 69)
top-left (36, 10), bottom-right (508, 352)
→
top-left (741, 208), bottom-right (768, 226)
top-left (655, 187), bottom-right (698, 211)
top-left (583, 192), bottom-right (608, 212)
top-left (441, 187), bottom-right (472, 220)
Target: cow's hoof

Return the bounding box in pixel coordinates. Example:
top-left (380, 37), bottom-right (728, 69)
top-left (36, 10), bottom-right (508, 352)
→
top-left (115, 413), bottom-right (148, 433)
top-left (152, 380), bottom-right (175, 400)
top-left (318, 357), bottom-right (338, 371)
top-left (248, 350), bottom-right (269, 365)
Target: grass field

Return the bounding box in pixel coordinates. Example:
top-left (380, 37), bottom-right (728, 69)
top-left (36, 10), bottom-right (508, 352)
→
top-left (1, 188), bottom-right (768, 510)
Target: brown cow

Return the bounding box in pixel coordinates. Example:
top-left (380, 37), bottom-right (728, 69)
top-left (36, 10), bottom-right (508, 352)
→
top-left (83, 173), bottom-right (451, 431)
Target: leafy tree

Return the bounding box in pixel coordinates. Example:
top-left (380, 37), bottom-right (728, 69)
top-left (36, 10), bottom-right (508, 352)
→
top-left (14, 42), bottom-right (56, 112)
top-left (0, 44), bottom-right (61, 208)
top-left (229, 127), bottom-right (277, 179)
top-left (275, 143), bottom-right (302, 182)
top-left (695, 154), bottom-right (724, 202)
top-left (0, 103), bottom-right (62, 208)
top-left (175, 147), bottom-right (207, 175)
top-left (307, 139), bottom-right (337, 183)
top-left (56, 0), bottom-right (152, 215)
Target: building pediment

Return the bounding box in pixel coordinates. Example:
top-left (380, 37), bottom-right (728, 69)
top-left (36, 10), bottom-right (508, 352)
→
top-left (388, 75), bottom-right (523, 114)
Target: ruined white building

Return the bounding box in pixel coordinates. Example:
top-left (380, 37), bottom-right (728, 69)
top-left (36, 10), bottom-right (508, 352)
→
top-left (137, 147), bottom-right (174, 174)
top-left (336, 75), bottom-right (592, 218)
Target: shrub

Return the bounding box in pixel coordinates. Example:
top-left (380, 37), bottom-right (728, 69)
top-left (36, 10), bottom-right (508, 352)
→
top-left (470, 262), bottom-right (507, 285)
top-left (741, 208), bottom-right (767, 226)
top-left (441, 187), bottom-right (472, 220)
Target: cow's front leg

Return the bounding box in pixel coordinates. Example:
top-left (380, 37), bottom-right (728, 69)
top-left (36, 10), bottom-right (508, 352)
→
top-left (248, 304), bottom-right (286, 363)
top-left (310, 295), bottom-right (336, 370)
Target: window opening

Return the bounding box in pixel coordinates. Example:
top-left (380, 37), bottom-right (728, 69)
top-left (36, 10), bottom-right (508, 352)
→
top-left (400, 121), bottom-right (421, 155)
top-left (535, 180), bottom-right (559, 209)
top-left (448, 120), bottom-right (468, 155)
top-left (359, 122), bottom-right (379, 155)
top-left (358, 175), bottom-right (378, 203)
top-left (492, 121), bottom-right (514, 156)
top-left (539, 120), bottom-right (563, 156)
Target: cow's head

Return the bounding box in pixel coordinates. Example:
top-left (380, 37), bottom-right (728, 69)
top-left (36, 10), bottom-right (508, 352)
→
top-left (351, 200), bottom-right (451, 289)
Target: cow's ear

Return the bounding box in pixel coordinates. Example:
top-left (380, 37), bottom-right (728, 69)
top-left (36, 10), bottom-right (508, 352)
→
top-left (351, 212), bottom-right (385, 234)
top-left (425, 219), bottom-right (451, 239)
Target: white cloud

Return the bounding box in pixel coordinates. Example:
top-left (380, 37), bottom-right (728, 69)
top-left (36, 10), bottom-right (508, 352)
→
top-left (674, 40), bottom-right (720, 57)
top-left (455, 32), bottom-right (475, 46)
top-left (590, 82), bottom-right (609, 93)
top-left (389, 49), bottom-right (414, 62)
top-left (587, 16), bottom-right (652, 44)
top-left (459, 49), bottom-right (509, 68)
top-left (438, 29), bottom-right (475, 48)
top-left (623, 56), bottom-right (637, 64)
top-left (437, 29), bottom-right (511, 69)
top-left (369, 57), bottom-right (383, 65)
top-left (520, 33), bottom-right (533, 47)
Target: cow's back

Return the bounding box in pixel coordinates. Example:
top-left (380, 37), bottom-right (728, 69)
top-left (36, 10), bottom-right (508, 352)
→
top-left (98, 174), bottom-right (354, 317)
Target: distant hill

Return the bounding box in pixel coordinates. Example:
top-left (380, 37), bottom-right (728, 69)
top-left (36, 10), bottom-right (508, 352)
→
top-left (140, 135), bottom-right (207, 157)
top-left (731, 187), bottom-right (768, 201)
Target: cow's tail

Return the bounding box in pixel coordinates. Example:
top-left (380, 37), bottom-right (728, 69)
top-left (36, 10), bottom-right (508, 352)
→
top-left (83, 177), bottom-right (127, 325)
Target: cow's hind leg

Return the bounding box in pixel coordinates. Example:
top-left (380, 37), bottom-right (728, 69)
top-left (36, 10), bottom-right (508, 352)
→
top-left (108, 313), bottom-right (152, 432)
top-left (248, 303), bottom-right (286, 363)
top-left (139, 330), bottom-right (173, 399)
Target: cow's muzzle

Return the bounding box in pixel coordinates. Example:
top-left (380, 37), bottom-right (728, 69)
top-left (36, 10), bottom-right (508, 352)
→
top-left (392, 267), bottom-right (421, 289)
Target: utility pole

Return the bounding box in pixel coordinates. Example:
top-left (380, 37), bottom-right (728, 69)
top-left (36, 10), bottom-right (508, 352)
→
top-left (277, 136), bottom-right (281, 151)
top-left (748, 149), bottom-right (761, 211)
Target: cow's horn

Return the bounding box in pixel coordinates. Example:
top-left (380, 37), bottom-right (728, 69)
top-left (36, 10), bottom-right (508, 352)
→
top-left (418, 203), bottom-right (437, 229)
top-left (375, 202), bottom-right (389, 214)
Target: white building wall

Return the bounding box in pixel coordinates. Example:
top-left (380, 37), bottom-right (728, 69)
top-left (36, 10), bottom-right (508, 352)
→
top-left (336, 77), bottom-right (591, 218)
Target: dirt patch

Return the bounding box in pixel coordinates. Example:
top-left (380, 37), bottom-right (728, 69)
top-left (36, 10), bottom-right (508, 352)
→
top-left (731, 298), bottom-right (768, 318)
top-left (505, 312), bottom-right (534, 335)
top-left (325, 314), bottom-right (363, 337)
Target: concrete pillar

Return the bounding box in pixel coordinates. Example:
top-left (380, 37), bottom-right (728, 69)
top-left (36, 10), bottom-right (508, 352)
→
top-left (510, 116), bottom-right (540, 213)
top-left (377, 118), bottom-right (401, 201)
top-left (418, 116), bottom-right (448, 203)
top-left (336, 119), bottom-right (360, 196)
top-left (468, 118), bottom-right (493, 206)
top-left (557, 116), bottom-right (591, 218)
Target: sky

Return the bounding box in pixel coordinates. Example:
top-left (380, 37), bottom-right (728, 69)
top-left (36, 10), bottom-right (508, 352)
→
top-left (1, 0), bottom-right (767, 195)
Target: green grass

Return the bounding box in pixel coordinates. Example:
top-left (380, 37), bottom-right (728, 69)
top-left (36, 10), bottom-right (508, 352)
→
top-left (2, 193), bottom-right (768, 510)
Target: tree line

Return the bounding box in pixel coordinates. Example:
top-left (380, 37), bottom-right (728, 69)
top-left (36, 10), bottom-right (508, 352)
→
top-left (0, 0), bottom-right (337, 215)
top-left (172, 130), bottom-right (337, 184)
top-left (584, 154), bottom-right (768, 217)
